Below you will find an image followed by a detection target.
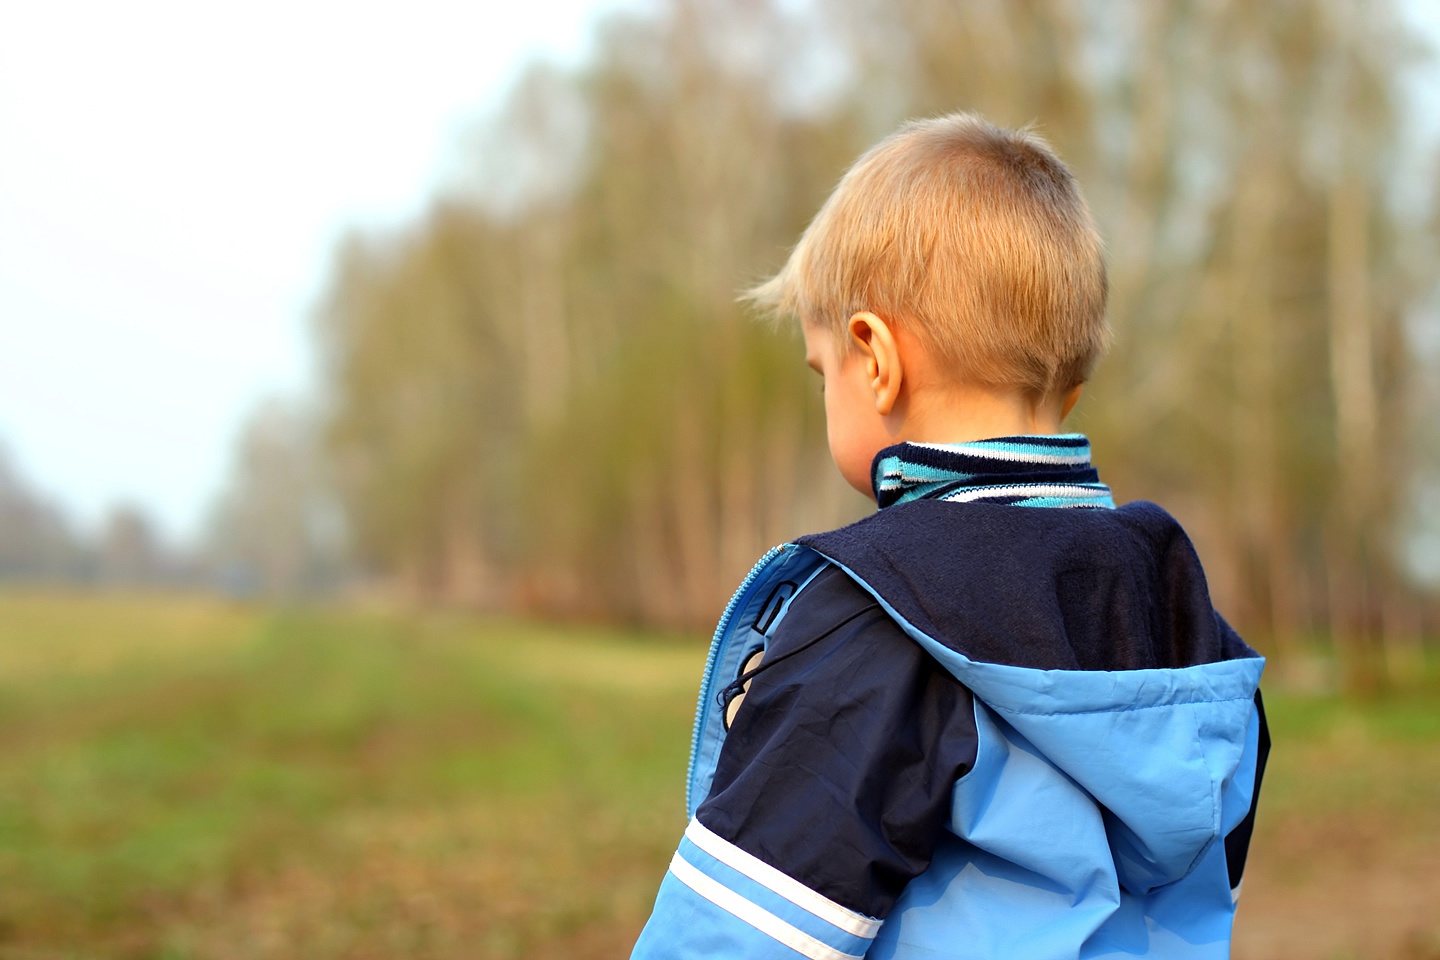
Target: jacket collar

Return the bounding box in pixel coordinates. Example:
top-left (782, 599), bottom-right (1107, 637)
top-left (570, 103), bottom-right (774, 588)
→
top-left (870, 434), bottom-right (1114, 510)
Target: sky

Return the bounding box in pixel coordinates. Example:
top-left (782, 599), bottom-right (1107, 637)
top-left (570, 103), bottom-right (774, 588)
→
top-left (0, 0), bottom-right (1437, 545)
top-left (0, 0), bottom-right (624, 541)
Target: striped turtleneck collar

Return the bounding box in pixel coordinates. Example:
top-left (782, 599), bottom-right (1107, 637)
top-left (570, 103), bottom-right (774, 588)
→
top-left (871, 434), bottom-right (1115, 510)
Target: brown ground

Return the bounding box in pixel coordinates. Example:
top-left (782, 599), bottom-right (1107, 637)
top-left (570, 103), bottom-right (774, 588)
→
top-left (1, 595), bottom-right (1432, 959)
top-left (1235, 812), bottom-right (1440, 960)
top-left (1232, 715), bottom-right (1440, 960)
top-left (154, 707), bottom-right (1440, 960)
top-left (153, 806), bottom-right (1440, 960)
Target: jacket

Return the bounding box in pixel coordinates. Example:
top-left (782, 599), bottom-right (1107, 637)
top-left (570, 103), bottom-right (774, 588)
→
top-left (631, 437), bottom-right (1269, 960)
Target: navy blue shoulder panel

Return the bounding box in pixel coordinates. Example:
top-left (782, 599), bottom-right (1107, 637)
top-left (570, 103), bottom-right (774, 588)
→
top-left (799, 500), bottom-right (1247, 671)
top-left (697, 565), bottom-right (979, 918)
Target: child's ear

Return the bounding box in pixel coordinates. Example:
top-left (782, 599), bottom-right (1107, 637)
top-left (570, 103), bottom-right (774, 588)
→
top-left (847, 312), bottom-right (903, 416)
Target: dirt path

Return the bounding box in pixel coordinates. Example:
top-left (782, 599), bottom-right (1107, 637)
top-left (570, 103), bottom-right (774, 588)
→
top-left (1234, 814), bottom-right (1440, 960)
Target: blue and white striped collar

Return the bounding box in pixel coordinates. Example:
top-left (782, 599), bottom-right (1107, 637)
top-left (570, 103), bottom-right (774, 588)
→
top-left (871, 434), bottom-right (1115, 510)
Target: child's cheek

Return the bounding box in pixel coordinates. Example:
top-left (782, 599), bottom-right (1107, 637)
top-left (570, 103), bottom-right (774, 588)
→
top-left (825, 390), bottom-right (878, 497)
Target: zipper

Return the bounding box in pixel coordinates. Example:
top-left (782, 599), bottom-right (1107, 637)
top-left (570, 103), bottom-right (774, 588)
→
top-left (684, 543), bottom-right (788, 815)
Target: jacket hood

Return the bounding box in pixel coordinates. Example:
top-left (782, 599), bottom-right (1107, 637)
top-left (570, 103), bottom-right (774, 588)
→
top-left (799, 499), bottom-right (1265, 894)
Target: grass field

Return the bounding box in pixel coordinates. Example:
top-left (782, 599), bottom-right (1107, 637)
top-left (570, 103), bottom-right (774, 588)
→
top-left (0, 591), bottom-right (1436, 959)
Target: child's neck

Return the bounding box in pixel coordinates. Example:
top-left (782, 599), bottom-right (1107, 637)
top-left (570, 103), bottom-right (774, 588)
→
top-left (896, 382), bottom-right (1073, 445)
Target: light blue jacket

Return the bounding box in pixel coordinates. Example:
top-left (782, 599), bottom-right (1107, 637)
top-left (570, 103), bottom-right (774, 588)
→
top-left (633, 452), bottom-right (1267, 960)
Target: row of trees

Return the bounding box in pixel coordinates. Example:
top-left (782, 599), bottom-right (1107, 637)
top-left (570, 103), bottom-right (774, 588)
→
top-left (0, 446), bottom-right (192, 587)
top-left (314, 0), bottom-right (1440, 687)
top-left (12, 0), bottom-right (1425, 689)
top-left (0, 413), bottom-right (342, 597)
top-left (312, 0), bottom-right (1440, 687)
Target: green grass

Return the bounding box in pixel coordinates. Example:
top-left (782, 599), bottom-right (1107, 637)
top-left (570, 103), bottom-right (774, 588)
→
top-left (1255, 684), bottom-right (1440, 823)
top-left (0, 590), bottom-right (1434, 958)
top-left (1265, 686), bottom-right (1440, 742)
top-left (0, 593), bottom-right (700, 959)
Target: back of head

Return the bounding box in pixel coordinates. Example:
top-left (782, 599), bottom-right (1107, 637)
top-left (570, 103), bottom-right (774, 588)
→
top-left (749, 113), bottom-right (1109, 396)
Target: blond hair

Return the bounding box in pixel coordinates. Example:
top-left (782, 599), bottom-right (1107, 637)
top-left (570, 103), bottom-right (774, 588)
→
top-left (747, 113), bottom-right (1109, 395)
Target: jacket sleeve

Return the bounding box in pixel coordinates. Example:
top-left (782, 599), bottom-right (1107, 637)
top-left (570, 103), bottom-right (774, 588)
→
top-left (631, 566), bottom-right (979, 959)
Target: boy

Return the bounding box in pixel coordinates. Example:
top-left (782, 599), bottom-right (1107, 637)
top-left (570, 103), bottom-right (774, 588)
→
top-left (630, 113), bottom-right (1268, 959)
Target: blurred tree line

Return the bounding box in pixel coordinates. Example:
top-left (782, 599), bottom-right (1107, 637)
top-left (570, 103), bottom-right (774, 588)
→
top-left (0, 444), bottom-right (192, 587)
top-left (309, 0), bottom-right (1440, 687)
top-left (0, 407), bottom-right (343, 596)
top-left (5, 0), bottom-right (1424, 689)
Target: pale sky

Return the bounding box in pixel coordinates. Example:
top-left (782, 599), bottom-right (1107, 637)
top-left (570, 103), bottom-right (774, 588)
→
top-left (0, 0), bottom-right (622, 540)
top-left (0, 0), bottom-right (1436, 545)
